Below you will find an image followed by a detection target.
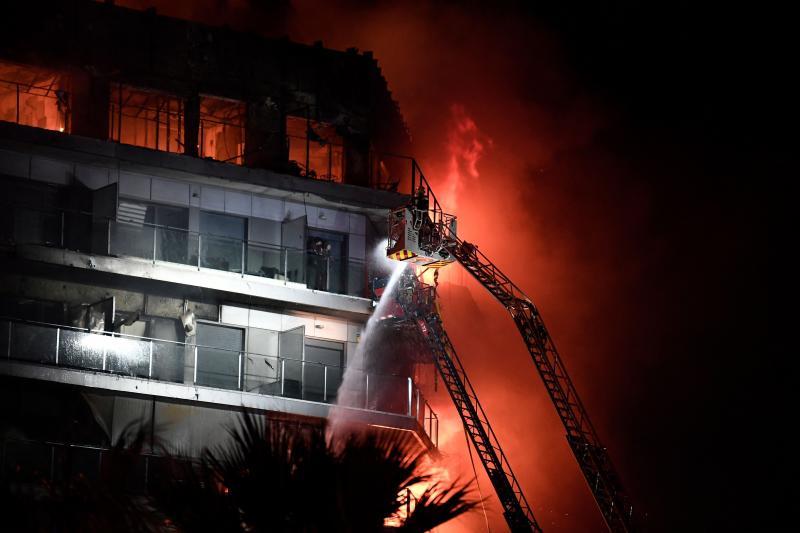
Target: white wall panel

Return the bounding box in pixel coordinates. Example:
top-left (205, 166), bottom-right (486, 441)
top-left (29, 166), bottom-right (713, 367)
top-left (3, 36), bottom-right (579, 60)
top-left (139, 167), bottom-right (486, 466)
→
top-left (303, 205), bottom-right (319, 227)
top-left (220, 305), bottom-right (249, 327)
top-left (312, 316), bottom-right (348, 341)
top-left (248, 309), bottom-right (283, 331)
top-left (31, 157), bottom-right (72, 185)
top-left (348, 233), bottom-right (366, 260)
top-left (119, 171), bottom-right (151, 199)
top-left (308, 206), bottom-right (349, 233)
top-left (225, 190), bottom-right (252, 216)
top-left (189, 184), bottom-right (201, 207)
top-left (329, 209), bottom-right (350, 232)
top-left (75, 164), bottom-right (110, 190)
top-left (281, 313), bottom-right (314, 332)
top-left (252, 195), bottom-right (284, 221)
top-left (0, 149), bottom-right (30, 178)
top-left (152, 178), bottom-right (190, 206)
top-left (284, 201), bottom-right (307, 220)
top-left (349, 213), bottom-right (366, 236)
top-left (200, 186), bottom-right (225, 211)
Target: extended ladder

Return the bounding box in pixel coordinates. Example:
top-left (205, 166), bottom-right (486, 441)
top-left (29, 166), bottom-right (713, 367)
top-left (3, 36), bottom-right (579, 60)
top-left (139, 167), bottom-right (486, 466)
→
top-left (398, 277), bottom-right (542, 533)
top-left (442, 236), bottom-right (637, 533)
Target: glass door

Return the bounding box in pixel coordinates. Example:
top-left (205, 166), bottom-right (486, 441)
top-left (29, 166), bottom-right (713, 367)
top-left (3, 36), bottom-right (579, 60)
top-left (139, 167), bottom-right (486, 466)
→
top-left (195, 323), bottom-right (244, 390)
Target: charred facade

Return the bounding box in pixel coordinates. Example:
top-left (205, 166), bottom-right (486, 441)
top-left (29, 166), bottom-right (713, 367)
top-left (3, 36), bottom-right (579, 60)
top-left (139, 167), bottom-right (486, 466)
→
top-left (0, 0), bottom-right (437, 484)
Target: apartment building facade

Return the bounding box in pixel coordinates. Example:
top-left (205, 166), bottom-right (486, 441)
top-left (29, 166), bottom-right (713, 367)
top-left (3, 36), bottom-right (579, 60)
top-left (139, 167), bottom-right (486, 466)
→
top-left (0, 0), bottom-right (437, 481)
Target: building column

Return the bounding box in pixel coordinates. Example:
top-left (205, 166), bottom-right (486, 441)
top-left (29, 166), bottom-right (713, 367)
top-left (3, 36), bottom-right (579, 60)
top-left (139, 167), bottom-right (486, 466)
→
top-left (68, 68), bottom-right (108, 140)
top-left (184, 92), bottom-right (200, 157)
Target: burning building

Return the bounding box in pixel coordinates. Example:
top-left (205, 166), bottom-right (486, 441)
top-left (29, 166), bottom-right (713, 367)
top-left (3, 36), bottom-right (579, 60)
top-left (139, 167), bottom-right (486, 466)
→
top-left (0, 0), bottom-right (439, 488)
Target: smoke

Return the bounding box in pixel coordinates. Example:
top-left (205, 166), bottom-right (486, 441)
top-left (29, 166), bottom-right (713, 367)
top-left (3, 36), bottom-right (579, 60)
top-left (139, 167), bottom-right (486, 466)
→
top-left (112, 2), bottom-right (762, 531)
top-left (327, 245), bottom-right (406, 432)
top-left (281, 6), bottom-right (620, 531)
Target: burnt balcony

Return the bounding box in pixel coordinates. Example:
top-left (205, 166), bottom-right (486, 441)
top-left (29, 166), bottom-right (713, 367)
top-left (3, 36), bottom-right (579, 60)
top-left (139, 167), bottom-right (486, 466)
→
top-left (1, 204), bottom-right (391, 301)
top-left (0, 317), bottom-right (439, 447)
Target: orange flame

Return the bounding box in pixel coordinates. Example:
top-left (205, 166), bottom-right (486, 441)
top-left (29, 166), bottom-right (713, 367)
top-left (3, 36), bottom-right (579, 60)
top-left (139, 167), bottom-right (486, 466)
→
top-left (440, 104), bottom-right (492, 213)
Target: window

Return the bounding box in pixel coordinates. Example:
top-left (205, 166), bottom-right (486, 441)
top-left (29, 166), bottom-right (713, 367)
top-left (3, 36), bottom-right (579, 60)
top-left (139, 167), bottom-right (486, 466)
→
top-left (113, 200), bottom-right (190, 264)
top-left (199, 211), bottom-right (247, 273)
top-left (303, 338), bottom-right (344, 402)
top-left (0, 60), bottom-right (69, 132)
top-left (200, 95), bottom-right (245, 164)
top-left (195, 323), bottom-right (244, 391)
top-left (286, 116), bottom-right (344, 183)
top-left (109, 83), bottom-right (184, 153)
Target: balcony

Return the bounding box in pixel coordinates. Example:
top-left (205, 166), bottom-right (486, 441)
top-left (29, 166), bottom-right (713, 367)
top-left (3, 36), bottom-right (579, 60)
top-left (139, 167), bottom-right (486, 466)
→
top-left (2, 205), bottom-right (386, 302)
top-left (0, 318), bottom-right (439, 446)
top-left (107, 219), bottom-right (370, 297)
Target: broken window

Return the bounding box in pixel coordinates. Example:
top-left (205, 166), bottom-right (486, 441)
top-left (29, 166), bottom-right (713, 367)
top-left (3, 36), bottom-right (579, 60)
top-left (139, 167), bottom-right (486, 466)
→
top-left (109, 83), bottom-right (184, 154)
top-left (286, 116), bottom-right (344, 183)
top-left (199, 95), bottom-right (246, 165)
top-left (0, 60), bottom-right (69, 132)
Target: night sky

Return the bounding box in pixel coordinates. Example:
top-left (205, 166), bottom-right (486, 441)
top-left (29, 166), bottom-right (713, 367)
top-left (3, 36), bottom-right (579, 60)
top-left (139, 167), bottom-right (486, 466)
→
top-left (121, 1), bottom-right (772, 530)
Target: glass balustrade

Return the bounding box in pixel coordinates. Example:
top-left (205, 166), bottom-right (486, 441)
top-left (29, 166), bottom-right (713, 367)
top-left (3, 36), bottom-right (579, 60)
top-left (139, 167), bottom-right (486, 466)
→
top-left (1, 318), bottom-right (439, 445)
top-left (105, 218), bottom-right (369, 297)
top-left (4, 206), bottom-right (374, 298)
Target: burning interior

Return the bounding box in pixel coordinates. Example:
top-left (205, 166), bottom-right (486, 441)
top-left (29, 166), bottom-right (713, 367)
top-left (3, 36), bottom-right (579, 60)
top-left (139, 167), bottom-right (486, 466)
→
top-left (286, 114), bottom-right (344, 182)
top-left (109, 83), bottom-right (184, 154)
top-left (0, 60), bottom-right (69, 133)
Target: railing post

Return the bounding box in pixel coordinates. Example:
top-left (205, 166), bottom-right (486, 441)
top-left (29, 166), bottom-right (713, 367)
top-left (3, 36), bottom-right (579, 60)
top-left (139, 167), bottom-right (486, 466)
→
top-left (323, 366), bottom-right (328, 402)
top-left (280, 359), bottom-right (285, 396)
top-left (107, 219), bottom-right (112, 255)
top-left (148, 340), bottom-right (154, 378)
top-left (407, 378), bottom-right (412, 416)
top-left (193, 345), bottom-right (198, 384)
top-left (197, 234), bottom-right (202, 270)
top-left (365, 373), bottom-right (370, 409)
top-left (283, 248), bottom-right (288, 284)
top-left (54, 327), bottom-right (60, 365)
top-left (152, 225), bottom-right (157, 263)
top-left (241, 239), bottom-right (245, 277)
top-left (102, 335), bottom-right (107, 371)
top-left (326, 257), bottom-right (331, 292)
top-left (238, 351), bottom-right (243, 390)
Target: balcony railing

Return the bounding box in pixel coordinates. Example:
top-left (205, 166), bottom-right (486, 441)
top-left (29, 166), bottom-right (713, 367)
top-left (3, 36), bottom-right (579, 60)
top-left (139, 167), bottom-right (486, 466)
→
top-left (1, 205), bottom-right (391, 299)
top-left (0, 318), bottom-right (438, 446)
top-left (106, 218), bottom-right (371, 296)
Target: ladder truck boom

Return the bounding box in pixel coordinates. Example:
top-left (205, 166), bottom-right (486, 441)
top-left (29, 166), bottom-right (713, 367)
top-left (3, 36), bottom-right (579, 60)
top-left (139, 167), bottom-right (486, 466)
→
top-left (394, 271), bottom-right (542, 532)
top-left (387, 176), bottom-right (637, 533)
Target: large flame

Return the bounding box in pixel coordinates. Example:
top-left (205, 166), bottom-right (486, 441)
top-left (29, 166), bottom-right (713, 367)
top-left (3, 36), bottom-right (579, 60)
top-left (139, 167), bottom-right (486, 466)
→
top-left (440, 104), bottom-right (492, 213)
top-left (112, 2), bottom-right (664, 531)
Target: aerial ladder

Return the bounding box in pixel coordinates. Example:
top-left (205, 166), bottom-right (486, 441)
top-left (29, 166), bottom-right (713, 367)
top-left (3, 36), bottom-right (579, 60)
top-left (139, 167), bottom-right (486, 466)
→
top-left (385, 172), bottom-right (638, 533)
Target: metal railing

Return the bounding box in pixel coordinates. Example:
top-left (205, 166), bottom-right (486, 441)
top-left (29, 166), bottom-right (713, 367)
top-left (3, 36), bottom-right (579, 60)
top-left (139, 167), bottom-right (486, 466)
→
top-left (106, 218), bottom-right (370, 297)
top-left (1, 204), bottom-right (377, 299)
top-left (0, 317), bottom-right (438, 445)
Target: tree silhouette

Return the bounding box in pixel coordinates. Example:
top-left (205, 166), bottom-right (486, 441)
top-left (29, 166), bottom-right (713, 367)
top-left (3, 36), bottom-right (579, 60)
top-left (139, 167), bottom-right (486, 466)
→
top-left (2, 410), bottom-right (477, 532)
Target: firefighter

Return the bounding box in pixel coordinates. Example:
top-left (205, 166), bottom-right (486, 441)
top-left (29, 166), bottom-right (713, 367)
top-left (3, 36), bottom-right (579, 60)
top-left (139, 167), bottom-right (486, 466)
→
top-left (414, 185), bottom-right (429, 213)
top-left (306, 237), bottom-right (330, 290)
top-left (461, 240), bottom-right (478, 260)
